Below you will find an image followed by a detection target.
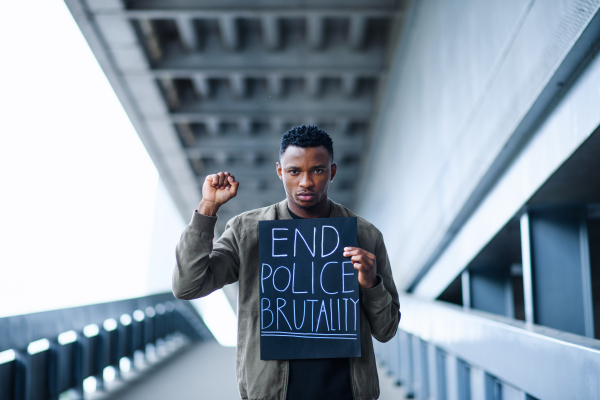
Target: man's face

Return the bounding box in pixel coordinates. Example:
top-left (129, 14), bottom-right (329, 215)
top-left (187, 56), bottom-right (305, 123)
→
top-left (276, 145), bottom-right (337, 210)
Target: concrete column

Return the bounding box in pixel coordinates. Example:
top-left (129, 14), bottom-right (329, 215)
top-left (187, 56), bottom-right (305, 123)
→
top-left (445, 354), bottom-right (459, 400)
top-left (306, 15), bottom-right (324, 49)
top-left (520, 212), bottom-right (535, 324)
top-left (461, 270), bottom-right (471, 309)
top-left (521, 208), bottom-right (594, 337)
top-left (192, 74), bottom-right (210, 98)
top-left (261, 15), bottom-right (281, 50)
top-left (348, 15), bottom-right (367, 49)
top-left (470, 367), bottom-right (486, 400)
top-left (469, 268), bottom-right (514, 317)
top-left (456, 359), bottom-right (471, 400)
top-left (434, 348), bottom-right (448, 400)
top-left (175, 16), bottom-right (197, 51)
top-left (219, 16), bottom-right (239, 50)
top-left (399, 331), bottom-right (415, 397)
top-left (417, 339), bottom-right (430, 400)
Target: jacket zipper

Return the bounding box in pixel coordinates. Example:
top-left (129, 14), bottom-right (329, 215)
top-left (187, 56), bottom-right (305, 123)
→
top-left (349, 357), bottom-right (357, 400)
top-left (282, 359), bottom-right (289, 400)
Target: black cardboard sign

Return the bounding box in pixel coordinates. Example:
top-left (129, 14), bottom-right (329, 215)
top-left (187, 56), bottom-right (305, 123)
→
top-left (258, 217), bottom-right (360, 360)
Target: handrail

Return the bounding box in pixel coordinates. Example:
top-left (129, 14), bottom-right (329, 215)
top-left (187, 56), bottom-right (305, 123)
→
top-left (376, 295), bottom-right (600, 400)
top-left (0, 292), bottom-right (212, 400)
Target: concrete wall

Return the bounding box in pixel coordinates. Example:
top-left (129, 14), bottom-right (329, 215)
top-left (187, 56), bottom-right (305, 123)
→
top-left (356, 0), bottom-right (600, 292)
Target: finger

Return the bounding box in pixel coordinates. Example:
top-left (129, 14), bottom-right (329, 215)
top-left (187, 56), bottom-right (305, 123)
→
top-left (208, 174), bottom-right (219, 187)
top-left (223, 172), bottom-right (232, 189)
top-left (344, 249), bottom-right (369, 258)
top-left (344, 247), bottom-right (375, 261)
top-left (229, 178), bottom-right (240, 197)
top-left (217, 172), bottom-right (225, 189)
top-left (351, 255), bottom-right (373, 269)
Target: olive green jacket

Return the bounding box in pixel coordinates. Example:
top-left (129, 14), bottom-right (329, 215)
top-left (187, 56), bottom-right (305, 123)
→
top-left (173, 199), bottom-right (400, 400)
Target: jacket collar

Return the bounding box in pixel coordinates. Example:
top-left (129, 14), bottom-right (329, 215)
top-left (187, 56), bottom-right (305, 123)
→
top-left (276, 198), bottom-right (343, 220)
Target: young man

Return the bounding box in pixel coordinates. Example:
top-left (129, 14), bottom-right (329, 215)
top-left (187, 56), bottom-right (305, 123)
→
top-left (173, 125), bottom-right (400, 400)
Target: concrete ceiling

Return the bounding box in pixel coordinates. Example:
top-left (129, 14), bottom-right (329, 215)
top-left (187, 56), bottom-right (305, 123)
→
top-left (65, 0), bottom-right (404, 232)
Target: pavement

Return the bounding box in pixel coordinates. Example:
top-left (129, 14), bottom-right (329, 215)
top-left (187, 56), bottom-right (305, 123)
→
top-left (92, 341), bottom-right (406, 400)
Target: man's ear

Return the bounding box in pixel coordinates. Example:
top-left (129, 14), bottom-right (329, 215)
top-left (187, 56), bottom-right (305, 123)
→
top-left (330, 163), bottom-right (337, 181)
top-left (276, 162), bottom-right (283, 180)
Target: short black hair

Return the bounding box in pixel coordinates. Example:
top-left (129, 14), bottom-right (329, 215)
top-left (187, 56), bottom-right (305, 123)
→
top-left (280, 124), bottom-right (334, 163)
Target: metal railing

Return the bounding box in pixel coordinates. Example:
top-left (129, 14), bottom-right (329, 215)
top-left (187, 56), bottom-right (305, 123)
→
top-left (0, 292), bottom-right (212, 400)
top-left (375, 295), bottom-right (600, 400)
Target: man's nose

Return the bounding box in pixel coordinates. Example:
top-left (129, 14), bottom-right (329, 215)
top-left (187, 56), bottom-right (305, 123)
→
top-left (299, 173), bottom-right (312, 188)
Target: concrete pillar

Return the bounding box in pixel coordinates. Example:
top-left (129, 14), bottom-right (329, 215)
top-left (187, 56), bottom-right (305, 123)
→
top-left (521, 208), bottom-right (594, 337)
top-left (434, 348), bottom-right (447, 400)
top-left (417, 339), bottom-right (430, 400)
top-left (456, 359), bottom-right (471, 400)
top-left (469, 268), bottom-right (514, 317)
top-left (399, 331), bottom-right (415, 397)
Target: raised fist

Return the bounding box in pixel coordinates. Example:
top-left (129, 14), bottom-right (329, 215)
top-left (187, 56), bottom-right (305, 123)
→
top-left (197, 172), bottom-right (239, 216)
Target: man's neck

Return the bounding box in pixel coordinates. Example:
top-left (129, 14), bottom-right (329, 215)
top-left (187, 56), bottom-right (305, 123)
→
top-left (286, 196), bottom-right (330, 218)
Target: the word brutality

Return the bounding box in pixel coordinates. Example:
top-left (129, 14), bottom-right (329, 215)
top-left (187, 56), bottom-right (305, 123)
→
top-left (258, 217), bottom-right (360, 360)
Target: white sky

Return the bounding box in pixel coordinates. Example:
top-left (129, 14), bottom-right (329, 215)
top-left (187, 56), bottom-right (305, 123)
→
top-left (0, 0), bottom-right (236, 346)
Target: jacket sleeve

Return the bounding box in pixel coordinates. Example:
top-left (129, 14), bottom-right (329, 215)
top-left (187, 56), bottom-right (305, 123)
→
top-left (172, 211), bottom-right (241, 300)
top-left (361, 234), bottom-right (401, 342)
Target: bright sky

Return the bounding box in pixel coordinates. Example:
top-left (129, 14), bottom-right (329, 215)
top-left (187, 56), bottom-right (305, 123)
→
top-left (0, 0), bottom-right (236, 346)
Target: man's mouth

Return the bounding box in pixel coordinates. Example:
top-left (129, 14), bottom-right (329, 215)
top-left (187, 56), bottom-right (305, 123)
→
top-left (297, 192), bottom-right (316, 201)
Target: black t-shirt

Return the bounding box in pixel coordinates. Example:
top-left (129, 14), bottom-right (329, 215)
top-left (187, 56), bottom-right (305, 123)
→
top-left (285, 207), bottom-right (354, 400)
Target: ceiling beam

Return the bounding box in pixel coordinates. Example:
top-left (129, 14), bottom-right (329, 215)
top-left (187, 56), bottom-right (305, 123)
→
top-left (173, 99), bottom-right (373, 115)
top-left (348, 15), bottom-right (367, 50)
top-left (342, 74), bottom-right (358, 97)
top-left (159, 77), bottom-right (180, 109)
top-left (229, 74), bottom-right (247, 98)
top-left (163, 111), bottom-right (372, 123)
top-left (95, 9), bottom-right (398, 19)
top-left (267, 74), bottom-right (284, 97)
top-left (175, 16), bottom-right (198, 51)
top-left (191, 74), bottom-right (211, 98)
top-left (138, 19), bottom-right (163, 61)
top-left (184, 137), bottom-right (363, 154)
top-left (152, 47), bottom-right (387, 70)
top-left (144, 68), bottom-right (382, 78)
top-left (306, 15), bottom-right (324, 49)
top-left (261, 15), bottom-right (281, 50)
top-left (305, 74), bottom-right (321, 97)
top-left (219, 16), bottom-right (239, 50)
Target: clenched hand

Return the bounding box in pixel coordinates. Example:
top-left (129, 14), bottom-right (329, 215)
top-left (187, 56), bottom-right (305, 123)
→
top-left (197, 172), bottom-right (239, 216)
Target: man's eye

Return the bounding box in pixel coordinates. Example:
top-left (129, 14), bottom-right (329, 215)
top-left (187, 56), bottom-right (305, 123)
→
top-left (314, 169), bottom-right (323, 174)
top-left (288, 170), bottom-right (299, 175)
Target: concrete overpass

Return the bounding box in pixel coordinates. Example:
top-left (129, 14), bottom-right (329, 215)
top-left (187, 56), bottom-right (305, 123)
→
top-left (3, 0), bottom-right (600, 399)
top-left (64, 0), bottom-right (405, 233)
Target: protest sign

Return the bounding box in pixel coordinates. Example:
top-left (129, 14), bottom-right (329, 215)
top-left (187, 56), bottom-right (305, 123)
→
top-left (258, 217), bottom-right (360, 360)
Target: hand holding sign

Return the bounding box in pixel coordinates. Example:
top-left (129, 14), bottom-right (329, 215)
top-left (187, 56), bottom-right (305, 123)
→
top-left (343, 247), bottom-right (377, 289)
top-left (198, 172), bottom-right (239, 216)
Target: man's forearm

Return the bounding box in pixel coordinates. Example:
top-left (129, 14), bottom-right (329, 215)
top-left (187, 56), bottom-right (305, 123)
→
top-left (362, 276), bottom-right (400, 342)
top-left (172, 212), bottom-right (240, 300)
top-left (172, 213), bottom-right (218, 299)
